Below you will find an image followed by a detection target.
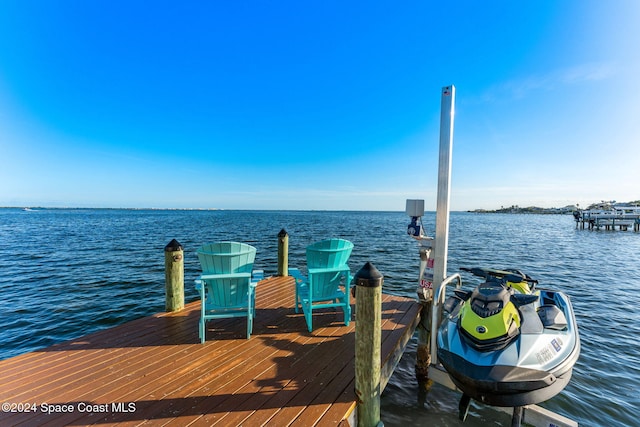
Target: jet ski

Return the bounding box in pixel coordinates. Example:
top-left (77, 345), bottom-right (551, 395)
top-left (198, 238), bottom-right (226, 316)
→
top-left (437, 267), bottom-right (580, 424)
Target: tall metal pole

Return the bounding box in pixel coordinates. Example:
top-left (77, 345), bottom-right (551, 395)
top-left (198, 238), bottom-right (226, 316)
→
top-left (430, 85), bottom-right (455, 363)
top-left (433, 85), bottom-right (455, 286)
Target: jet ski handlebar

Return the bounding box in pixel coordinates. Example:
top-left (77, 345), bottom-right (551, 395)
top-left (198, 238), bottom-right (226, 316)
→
top-left (460, 267), bottom-right (538, 285)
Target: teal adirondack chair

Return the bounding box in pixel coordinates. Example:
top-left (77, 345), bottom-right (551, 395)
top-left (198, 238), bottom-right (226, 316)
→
top-left (195, 242), bottom-right (262, 343)
top-left (288, 238), bottom-right (353, 332)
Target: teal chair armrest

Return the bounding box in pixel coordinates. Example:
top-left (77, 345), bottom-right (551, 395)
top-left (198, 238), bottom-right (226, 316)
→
top-left (308, 265), bottom-right (350, 275)
top-left (288, 268), bottom-right (306, 284)
top-left (200, 272), bottom-right (252, 281)
top-left (196, 273), bottom-right (253, 293)
top-left (251, 269), bottom-right (264, 284)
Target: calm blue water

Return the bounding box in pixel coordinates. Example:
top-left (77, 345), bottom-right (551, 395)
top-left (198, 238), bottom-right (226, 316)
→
top-left (1, 209), bottom-right (639, 426)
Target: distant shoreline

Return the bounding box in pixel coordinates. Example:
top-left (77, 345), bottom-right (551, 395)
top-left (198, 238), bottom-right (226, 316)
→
top-left (470, 200), bottom-right (640, 214)
top-left (1, 207), bottom-right (400, 212)
top-left (1, 206), bottom-right (225, 211)
top-left (468, 206), bottom-right (575, 214)
top-left (4, 202), bottom-right (638, 214)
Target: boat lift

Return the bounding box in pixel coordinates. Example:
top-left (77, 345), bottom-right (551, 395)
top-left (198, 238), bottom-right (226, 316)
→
top-left (406, 85), bottom-right (578, 427)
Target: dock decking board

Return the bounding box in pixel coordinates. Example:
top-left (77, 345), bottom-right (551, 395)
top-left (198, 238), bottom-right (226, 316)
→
top-left (0, 276), bottom-right (421, 426)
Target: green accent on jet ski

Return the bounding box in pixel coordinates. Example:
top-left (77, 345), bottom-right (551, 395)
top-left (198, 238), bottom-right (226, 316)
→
top-left (460, 299), bottom-right (520, 340)
top-left (507, 279), bottom-right (532, 294)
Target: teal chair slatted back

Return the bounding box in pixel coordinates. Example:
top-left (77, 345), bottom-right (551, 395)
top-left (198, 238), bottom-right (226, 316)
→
top-left (197, 242), bottom-right (256, 274)
top-left (306, 239), bottom-right (354, 269)
top-left (310, 270), bottom-right (345, 300)
top-left (205, 277), bottom-right (249, 308)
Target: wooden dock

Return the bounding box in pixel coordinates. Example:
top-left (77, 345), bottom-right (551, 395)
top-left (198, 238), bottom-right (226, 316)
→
top-left (0, 276), bottom-right (421, 426)
top-left (576, 217), bottom-right (640, 231)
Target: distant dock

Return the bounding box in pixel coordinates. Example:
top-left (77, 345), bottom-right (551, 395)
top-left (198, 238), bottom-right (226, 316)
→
top-left (0, 276), bottom-right (420, 426)
top-left (574, 205), bottom-right (640, 231)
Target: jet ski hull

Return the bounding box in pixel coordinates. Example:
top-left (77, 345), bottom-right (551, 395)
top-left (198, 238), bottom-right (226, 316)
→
top-left (438, 349), bottom-right (575, 407)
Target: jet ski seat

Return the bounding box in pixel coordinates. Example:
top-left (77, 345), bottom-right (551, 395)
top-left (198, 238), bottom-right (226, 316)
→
top-left (519, 303), bottom-right (544, 334)
top-left (537, 305), bottom-right (568, 330)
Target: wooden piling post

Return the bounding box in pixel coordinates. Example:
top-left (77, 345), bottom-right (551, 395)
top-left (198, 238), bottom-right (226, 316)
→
top-left (354, 262), bottom-right (383, 427)
top-left (277, 228), bottom-right (289, 276)
top-left (415, 303), bottom-right (433, 390)
top-left (164, 239), bottom-right (184, 312)
top-left (415, 246), bottom-right (433, 386)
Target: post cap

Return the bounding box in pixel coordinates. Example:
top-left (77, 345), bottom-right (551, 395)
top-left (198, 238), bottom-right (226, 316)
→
top-left (353, 262), bottom-right (383, 288)
top-left (164, 239), bottom-right (183, 252)
top-left (278, 228), bottom-right (288, 237)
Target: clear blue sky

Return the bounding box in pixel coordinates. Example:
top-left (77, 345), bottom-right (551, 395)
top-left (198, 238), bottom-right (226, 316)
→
top-left (1, 1), bottom-right (638, 211)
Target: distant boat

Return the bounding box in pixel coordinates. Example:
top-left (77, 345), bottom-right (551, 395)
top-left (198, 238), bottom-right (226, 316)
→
top-left (22, 208), bottom-right (35, 212)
